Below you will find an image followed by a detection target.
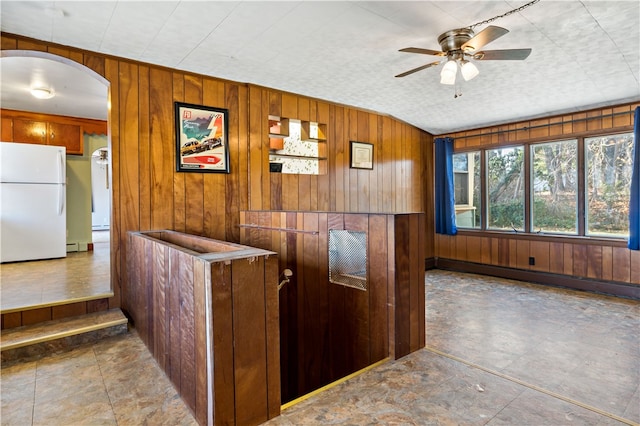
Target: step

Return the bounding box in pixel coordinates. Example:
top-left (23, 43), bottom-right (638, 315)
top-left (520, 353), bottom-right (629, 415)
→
top-left (1, 309), bottom-right (128, 363)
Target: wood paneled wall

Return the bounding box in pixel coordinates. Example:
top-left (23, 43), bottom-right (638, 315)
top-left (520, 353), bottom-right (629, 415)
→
top-left (240, 211), bottom-right (425, 403)
top-left (436, 103), bottom-right (640, 288)
top-left (1, 298), bottom-right (111, 329)
top-left (1, 33), bottom-right (433, 312)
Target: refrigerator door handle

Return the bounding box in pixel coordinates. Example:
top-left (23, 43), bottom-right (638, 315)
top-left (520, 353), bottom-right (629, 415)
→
top-left (58, 150), bottom-right (65, 183)
top-left (58, 184), bottom-right (65, 216)
top-left (58, 149), bottom-right (65, 215)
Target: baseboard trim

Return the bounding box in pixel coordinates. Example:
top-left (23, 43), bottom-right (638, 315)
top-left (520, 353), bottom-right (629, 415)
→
top-left (432, 258), bottom-right (640, 300)
top-left (425, 257), bottom-right (436, 270)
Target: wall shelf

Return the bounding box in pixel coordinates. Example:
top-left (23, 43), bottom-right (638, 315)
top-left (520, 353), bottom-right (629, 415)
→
top-left (301, 120), bottom-right (327, 142)
top-left (268, 115), bottom-right (289, 150)
top-left (270, 153), bottom-right (328, 161)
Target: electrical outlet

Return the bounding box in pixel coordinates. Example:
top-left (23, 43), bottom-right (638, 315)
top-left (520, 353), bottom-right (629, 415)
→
top-left (529, 257), bottom-right (535, 266)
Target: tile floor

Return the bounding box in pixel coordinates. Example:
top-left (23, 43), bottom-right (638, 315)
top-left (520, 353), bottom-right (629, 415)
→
top-left (0, 231), bottom-right (111, 312)
top-left (1, 270), bottom-right (638, 425)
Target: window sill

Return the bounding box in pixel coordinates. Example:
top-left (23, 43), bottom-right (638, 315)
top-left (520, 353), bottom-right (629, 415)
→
top-left (453, 228), bottom-right (629, 247)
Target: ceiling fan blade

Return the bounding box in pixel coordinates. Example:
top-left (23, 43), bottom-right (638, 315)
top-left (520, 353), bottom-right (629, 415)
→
top-left (473, 48), bottom-right (532, 60)
top-left (395, 61), bottom-right (441, 78)
top-left (462, 25), bottom-right (509, 51)
top-left (399, 47), bottom-right (446, 57)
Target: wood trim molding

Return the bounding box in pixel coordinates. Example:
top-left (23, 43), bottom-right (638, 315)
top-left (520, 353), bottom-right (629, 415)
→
top-left (433, 258), bottom-right (640, 300)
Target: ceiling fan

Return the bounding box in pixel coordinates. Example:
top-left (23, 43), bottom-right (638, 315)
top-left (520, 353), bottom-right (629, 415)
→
top-left (395, 25), bottom-right (532, 85)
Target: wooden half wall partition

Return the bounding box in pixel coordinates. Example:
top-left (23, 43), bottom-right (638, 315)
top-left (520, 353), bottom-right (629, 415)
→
top-left (126, 230), bottom-right (280, 426)
top-left (239, 210), bottom-right (425, 403)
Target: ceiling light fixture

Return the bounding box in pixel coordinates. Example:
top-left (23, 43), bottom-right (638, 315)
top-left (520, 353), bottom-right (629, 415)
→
top-left (30, 87), bottom-right (54, 99)
top-left (460, 60), bottom-right (479, 81)
top-left (440, 60), bottom-right (458, 85)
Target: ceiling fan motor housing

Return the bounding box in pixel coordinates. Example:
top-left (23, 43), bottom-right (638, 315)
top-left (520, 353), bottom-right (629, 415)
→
top-left (437, 28), bottom-right (474, 53)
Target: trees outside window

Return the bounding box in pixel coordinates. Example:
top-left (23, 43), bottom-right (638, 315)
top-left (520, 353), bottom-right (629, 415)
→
top-left (531, 140), bottom-right (578, 234)
top-left (487, 146), bottom-right (524, 231)
top-left (453, 131), bottom-right (632, 240)
top-left (586, 133), bottom-right (634, 237)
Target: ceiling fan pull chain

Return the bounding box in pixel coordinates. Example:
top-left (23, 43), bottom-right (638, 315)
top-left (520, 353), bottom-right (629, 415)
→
top-left (468, 0), bottom-right (540, 29)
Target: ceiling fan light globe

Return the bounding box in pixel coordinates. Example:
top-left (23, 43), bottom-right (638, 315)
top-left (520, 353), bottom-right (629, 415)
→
top-left (461, 61), bottom-right (479, 81)
top-left (440, 60), bottom-right (457, 85)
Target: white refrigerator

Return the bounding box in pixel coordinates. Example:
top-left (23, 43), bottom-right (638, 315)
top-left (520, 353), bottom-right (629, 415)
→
top-left (0, 142), bottom-right (67, 263)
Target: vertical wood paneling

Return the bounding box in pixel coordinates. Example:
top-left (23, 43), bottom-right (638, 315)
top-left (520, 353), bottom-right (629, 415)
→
top-left (530, 241), bottom-right (550, 272)
top-left (211, 262), bottom-right (235, 424)
top-left (587, 246), bottom-right (603, 279)
top-left (184, 75), bottom-right (205, 236)
top-left (343, 214), bottom-right (370, 372)
top-left (172, 74), bottom-right (186, 233)
top-left (138, 65), bottom-right (151, 231)
top-left (573, 245), bottom-right (588, 277)
top-left (369, 214), bottom-right (389, 361)
top-left (179, 254), bottom-right (196, 411)
top-left (612, 247), bottom-right (631, 282)
top-left (233, 257), bottom-right (268, 425)
top-left (601, 246), bottom-right (613, 281)
top-left (203, 79), bottom-right (228, 240)
top-left (563, 243), bottom-right (574, 276)
top-left (549, 242), bottom-right (564, 274)
top-left (193, 257), bottom-right (208, 426)
top-left (249, 87), bottom-right (265, 210)
top-left (264, 255), bottom-right (281, 419)
top-left (481, 237), bottom-right (491, 264)
top-left (225, 84), bottom-right (241, 242)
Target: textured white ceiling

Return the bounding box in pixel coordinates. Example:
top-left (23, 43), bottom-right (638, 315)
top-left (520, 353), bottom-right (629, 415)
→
top-left (1, 1), bottom-right (639, 135)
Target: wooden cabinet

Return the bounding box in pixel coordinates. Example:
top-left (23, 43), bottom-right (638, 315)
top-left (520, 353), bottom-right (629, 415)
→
top-left (49, 121), bottom-right (82, 154)
top-left (1, 109), bottom-right (107, 155)
top-left (11, 117), bottom-right (48, 145)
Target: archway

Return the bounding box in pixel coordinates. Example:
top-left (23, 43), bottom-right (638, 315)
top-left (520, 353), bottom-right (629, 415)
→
top-left (0, 50), bottom-right (112, 312)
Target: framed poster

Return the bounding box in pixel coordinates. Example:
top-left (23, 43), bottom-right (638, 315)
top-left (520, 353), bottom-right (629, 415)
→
top-left (350, 141), bottom-right (373, 170)
top-left (175, 102), bottom-right (230, 173)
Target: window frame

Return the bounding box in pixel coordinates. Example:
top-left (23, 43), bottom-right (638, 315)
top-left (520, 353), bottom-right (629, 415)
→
top-left (485, 144), bottom-right (526, 232)
top-left (529, 138), bottom-right (579, 236)
top-left (452, 130), bottom-right (633, 241)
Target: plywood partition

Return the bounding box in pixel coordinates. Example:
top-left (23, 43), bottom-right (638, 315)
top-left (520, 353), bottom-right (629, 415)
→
top-left (240, 211), bottom-right (425, 403)
top-left (127, 230), bottom-right (279, 426)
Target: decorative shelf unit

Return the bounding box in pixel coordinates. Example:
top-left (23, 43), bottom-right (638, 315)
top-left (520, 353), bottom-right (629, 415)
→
top-left (301, 120), bottom-right (327, 142)
top-left (268, 117), bottom-right (327, 175)
top-left (268, 115), bottom-right (289, 151)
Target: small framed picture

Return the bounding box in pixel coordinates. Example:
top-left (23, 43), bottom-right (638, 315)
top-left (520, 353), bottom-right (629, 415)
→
top-left (350, 141), bottom-right (373, 170)
top-left (175, 102), bottom-right (230, 173)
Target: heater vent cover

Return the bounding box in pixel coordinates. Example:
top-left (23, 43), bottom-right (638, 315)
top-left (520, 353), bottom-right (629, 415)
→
top-left (328, 229), bottom-right (367, 291)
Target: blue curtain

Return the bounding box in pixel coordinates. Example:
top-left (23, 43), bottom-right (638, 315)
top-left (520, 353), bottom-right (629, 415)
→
top-left (628, 107), bottom-right (640, 250)
top-left (435, 137), bottom-right (457, 235)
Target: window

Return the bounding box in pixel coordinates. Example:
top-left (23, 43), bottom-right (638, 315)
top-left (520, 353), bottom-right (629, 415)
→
top-left (531, 140), bottom-right (578, 234)
top-left (453, 151), bottom-right (481, 228)
top-left (487, 146), bottom-right (525, 231)
top-left (586, 133), bottom-right (634, 237)
top-left (453, 131), bottom-right (632, 240)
